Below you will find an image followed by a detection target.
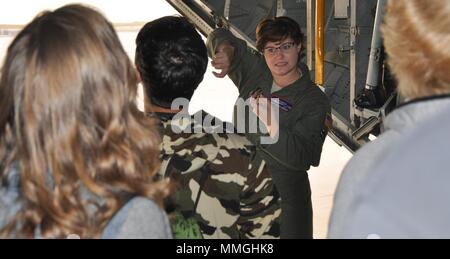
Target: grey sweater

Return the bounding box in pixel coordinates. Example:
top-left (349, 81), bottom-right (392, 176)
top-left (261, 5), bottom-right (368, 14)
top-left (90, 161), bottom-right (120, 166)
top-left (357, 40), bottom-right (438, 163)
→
top-left (0, 169), bottom-right (172, 239)
top-left (329, 96), bottom-right (450, 238)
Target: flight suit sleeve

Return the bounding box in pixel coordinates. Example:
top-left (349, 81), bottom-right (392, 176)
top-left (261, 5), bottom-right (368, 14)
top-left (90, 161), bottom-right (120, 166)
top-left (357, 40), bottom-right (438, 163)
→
top-left (207, 28), bottom-right (269, 97)
top-left (259, 98), bottom-right (331, 171)
top-left (237, 158), bottom-right (281, 239)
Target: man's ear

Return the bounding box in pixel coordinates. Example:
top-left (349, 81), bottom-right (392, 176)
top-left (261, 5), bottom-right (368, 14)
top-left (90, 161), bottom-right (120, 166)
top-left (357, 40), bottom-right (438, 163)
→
top-left (143, 91), bottom-right (152, 113)
top-left (135, 69), bottom-right (142, 84)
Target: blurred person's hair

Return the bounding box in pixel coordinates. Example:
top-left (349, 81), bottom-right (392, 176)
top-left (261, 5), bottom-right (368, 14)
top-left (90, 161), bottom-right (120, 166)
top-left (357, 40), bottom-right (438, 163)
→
top-left (0, 4), bottom-right (170, 238)
top-left (135, 16), bottom-right (208, 108)
top-left (382, 0), bottom-right (450, 99)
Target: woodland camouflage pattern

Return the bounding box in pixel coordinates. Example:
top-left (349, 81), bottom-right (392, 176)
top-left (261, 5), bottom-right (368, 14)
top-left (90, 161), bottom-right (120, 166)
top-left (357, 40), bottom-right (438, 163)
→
top-left (155, 111), bottom-right (281, 239)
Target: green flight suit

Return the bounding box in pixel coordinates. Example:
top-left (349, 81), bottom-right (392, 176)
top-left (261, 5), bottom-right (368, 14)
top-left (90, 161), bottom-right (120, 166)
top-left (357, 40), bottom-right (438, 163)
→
top-left (207, 28), bottom-right (331, 239)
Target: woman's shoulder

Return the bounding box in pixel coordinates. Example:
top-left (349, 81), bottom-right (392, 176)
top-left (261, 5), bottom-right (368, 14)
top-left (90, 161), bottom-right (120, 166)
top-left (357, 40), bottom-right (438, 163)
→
top-left (0, 169), bottom-right (24, 232)
top-left (102, 196), bottom-right (173, 239)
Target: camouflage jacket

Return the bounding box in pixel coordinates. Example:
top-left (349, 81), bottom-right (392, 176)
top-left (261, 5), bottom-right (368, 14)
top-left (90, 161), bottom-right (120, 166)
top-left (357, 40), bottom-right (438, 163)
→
top-left (154, 111), bottom-right (281, 239)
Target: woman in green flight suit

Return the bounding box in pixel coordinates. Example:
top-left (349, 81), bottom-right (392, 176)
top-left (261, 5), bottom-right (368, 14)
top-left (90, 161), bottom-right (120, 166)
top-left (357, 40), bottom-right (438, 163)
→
top-left (207, 16), bottom-right (331, 239)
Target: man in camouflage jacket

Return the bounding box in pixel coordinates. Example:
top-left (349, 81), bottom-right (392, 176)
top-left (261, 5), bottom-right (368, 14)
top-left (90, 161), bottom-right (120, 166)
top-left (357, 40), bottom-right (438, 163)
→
top-left (135, 16), bottom-right (281, 239)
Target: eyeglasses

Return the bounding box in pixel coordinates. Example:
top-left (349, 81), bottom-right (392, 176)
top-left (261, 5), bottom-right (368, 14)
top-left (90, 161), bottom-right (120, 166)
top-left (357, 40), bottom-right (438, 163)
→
top-left (263, 42), bottom-right (296, 56)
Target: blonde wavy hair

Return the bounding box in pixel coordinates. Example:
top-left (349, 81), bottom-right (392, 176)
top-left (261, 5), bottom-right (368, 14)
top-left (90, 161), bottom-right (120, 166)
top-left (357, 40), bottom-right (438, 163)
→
top-left (0, 4), bottom-right (170, 238)
top-left (382, 0), bottom-right (450, 100)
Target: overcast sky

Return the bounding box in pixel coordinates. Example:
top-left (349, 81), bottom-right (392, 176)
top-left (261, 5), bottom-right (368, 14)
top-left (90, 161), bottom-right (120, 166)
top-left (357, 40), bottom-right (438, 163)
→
top-left (0, 0), bottom-right (178, 24)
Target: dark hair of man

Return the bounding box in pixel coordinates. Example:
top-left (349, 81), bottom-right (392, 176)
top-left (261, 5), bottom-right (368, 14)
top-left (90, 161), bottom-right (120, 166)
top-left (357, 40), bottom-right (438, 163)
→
top-left (256, 16), bottom-right (305, 58)
top-left (135, 16), bottom-right (208, 108)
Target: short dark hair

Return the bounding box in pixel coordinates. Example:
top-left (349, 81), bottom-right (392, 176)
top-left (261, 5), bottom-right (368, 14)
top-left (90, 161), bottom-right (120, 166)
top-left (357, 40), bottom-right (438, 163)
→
top-left (135, 16), bottom-right (208, 108)
top-left (256, 16), bottom-right (304, 57)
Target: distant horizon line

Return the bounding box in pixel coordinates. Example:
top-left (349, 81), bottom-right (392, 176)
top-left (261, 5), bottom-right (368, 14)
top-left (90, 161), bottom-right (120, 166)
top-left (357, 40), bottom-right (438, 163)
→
top-left (0, 21), bottom-right (147, 33)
